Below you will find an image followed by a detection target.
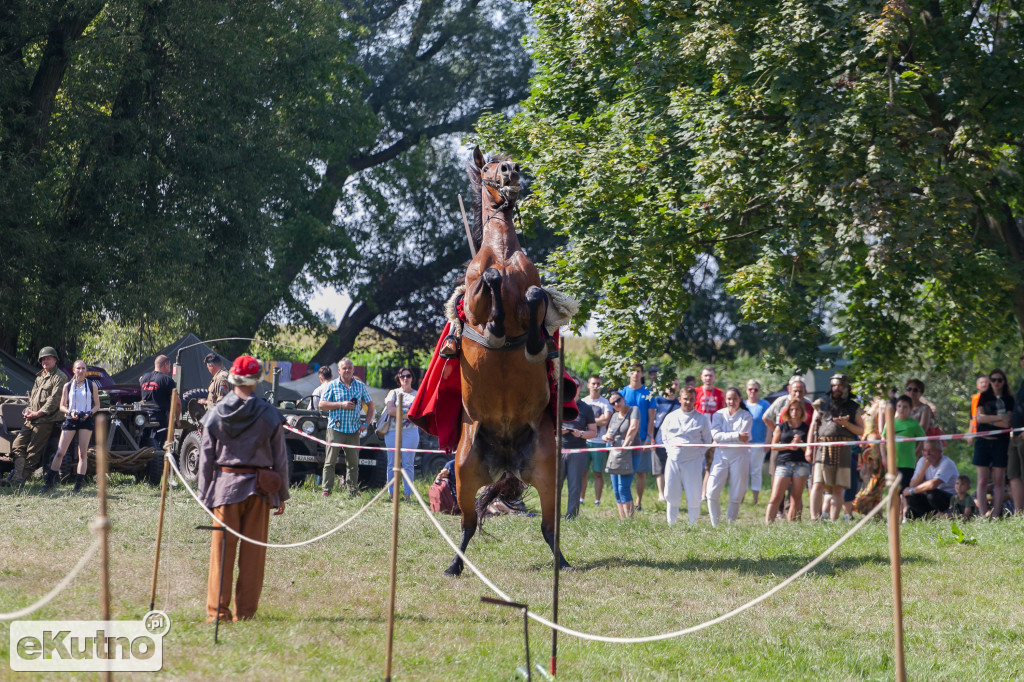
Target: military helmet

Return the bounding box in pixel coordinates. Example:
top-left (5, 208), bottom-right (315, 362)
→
top-left (37, 346), bottom-right (58, 361)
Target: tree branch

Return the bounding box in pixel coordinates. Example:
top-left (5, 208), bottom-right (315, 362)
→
top-left (416, 0), bottom-right (482, 62)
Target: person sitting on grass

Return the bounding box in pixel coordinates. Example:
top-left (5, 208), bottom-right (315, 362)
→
top-left (884, 395), bottom-right (926, 519)
top-left (902, 441), bottom-right (958, 520)
top-left (947, 474), bottom-right (977, 520)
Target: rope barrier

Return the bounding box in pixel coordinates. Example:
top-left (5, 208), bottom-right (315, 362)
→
top-left (286, 424), bottom-right (1024, 455)
top-left (401, 468), bottom-right (900, 644)
top-left (164, 452), bottom-right (386, 548)
top-left (0, 527), bottom-right (102, 621)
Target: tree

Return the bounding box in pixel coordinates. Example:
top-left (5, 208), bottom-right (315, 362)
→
top-left (479, 0), bottom-right (1024, 383)
top-left (1, 0), bottom-right (373, 361)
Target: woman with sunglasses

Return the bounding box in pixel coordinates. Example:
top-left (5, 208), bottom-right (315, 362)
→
top-left (973, 369), bottom-right (1014, 518)
top-left (903, 378), bottom-right (932, 434)
top-left (602, 391), bottom-right (641, 519)
top-left (384, 367), bottom-right (420, 501)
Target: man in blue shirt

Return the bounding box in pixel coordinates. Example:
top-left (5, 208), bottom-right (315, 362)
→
top-left (318, 358), bottom-right (375, 497)
top-left (620, 363), bottom-right (652, 511)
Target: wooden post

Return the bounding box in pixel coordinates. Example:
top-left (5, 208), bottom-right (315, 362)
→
top-left (150, 389), bottom-right (180, 611)
top-left (458, 194), bottom-right (477, 258)
top-left (384, 396), bottom-right (404, 681)
top-left (95, 415), bottom-right (113, 682)
top-left (551, 339), bottom-right (564, 677)
top-left (884, 404), bottom-right (907, 681)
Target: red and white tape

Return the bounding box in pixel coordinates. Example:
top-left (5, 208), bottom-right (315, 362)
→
top-left (285, 423), bottom-right (1023, 456)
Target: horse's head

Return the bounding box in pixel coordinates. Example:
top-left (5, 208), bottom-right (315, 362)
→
top-left (473, 146), bottom-right (520, 208)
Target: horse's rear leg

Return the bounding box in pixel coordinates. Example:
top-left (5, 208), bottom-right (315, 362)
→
top-left (524, 285), bottom-right (548, 364)
top-left (482, 268), bottom-right (506, 345)
top-left (526, 427), bottom-right (571, 570)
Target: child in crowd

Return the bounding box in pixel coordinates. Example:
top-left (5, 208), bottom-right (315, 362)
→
top-left (948, 474), bottom-right (977, 519)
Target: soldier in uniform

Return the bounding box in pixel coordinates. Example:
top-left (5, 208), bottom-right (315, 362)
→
top-left (200, 353), bottom-right (230, 407)
top-left (1, 347), bottom-right (68, 487)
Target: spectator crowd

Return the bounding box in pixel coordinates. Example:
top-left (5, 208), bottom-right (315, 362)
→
top-left (563, 357), bottom-right (1024, 525)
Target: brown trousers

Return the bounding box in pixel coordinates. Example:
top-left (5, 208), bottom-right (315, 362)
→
top-left (207, 494), bottom-right (270, 621)
top-left (9, 421), bottom-right (55, 483)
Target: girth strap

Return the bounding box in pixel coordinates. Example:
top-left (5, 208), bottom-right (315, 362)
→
top-left (462, 324), bottom-right (528, 351)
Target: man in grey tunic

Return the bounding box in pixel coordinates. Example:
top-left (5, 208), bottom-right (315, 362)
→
top-left (197, 355), bottom-right (289, 622)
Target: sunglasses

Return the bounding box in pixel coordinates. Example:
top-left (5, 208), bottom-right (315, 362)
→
top-left (904, 387), bottom-right (920, 393)
top-left (610, 398), bottom-right (622, 406)
top-left (398, 374), bottom-right (413, 379)
top-left (990, 377), bottom-right (1005, 383)
top-left (747, 387), bottom-right (759, 391)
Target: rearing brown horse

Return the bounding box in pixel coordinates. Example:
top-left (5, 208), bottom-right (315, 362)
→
top-left (444, 147), bottom-right (569, 576)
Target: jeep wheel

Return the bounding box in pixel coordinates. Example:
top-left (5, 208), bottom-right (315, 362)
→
top-left (358, 448), bottom-right (388, 490)
top-left (178, 431), bottom-right (202, 483)
top-left (146, 452), bottom-right (167, 486)
top-left (180, 388), bottom-right (207, 404)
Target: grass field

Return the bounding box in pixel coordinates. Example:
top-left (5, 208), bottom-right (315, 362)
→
top-left (2, 474), bottom-right (1022, 681)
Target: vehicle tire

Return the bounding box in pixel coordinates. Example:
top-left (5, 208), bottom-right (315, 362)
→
top-left (146, 452), bottom-right (167, 486)
top-left (180, 388), bottom-right (206, 404)
top-left (420, 452), bottom-right (450, 481)
top-left (178, 430), bottom-right (202, 483)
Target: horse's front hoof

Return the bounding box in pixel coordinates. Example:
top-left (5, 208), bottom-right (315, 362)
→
top-left (444, 560), bottom-right (464, 577)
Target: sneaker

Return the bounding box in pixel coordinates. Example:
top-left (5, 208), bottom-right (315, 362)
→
top-left (635, 504), bottom-right (643, 513)
top-left (322, 490), bottom-right (331, 498)
top-left (594, 499), bottom-right (600, 506)
top-left (843, 513), bottom-right (853, 521)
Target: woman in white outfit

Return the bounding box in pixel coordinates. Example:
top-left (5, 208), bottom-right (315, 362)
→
top-left (660, 387), bottom-right (713, 525)
top-left (384, 367), bottom-right (420, 501)
top-left (707, 387), bottom-right (753, 526)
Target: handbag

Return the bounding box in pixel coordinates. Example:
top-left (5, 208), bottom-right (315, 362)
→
top-left (603, 414), bottom-right (634, 475)
top-left (375, 411), bottom-right (392, 437)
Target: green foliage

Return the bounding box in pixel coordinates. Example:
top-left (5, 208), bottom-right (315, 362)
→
top-left (479, 0), bottom-right (1024, 382)
top-left (938, 518), bottom-right (978, 546)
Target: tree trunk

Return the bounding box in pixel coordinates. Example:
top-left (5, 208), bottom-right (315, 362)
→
top-left (310, 302), bottom-right (378, 365)
top-left (987, 205), bottom-right (1024, 343)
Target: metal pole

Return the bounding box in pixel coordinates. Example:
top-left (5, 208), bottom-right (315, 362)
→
top-left (885, 404), bottom-right (907, 682)
top-left (551, 339), bottom-right (564, 677)
top-left (150, 389), bottom-right (180, 611)
top-left (95, 415), bottom-right (112, 682)
top-left (458, 194), bottom-right (477, 258)
top-left (384, 395), bottom-right (404, 681)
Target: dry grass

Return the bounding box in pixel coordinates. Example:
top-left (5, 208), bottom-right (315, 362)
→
top-left (2, 475), bottom-right (1023, 681)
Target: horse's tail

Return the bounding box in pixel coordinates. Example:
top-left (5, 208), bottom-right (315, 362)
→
top-left (474, 472), bottom-right (528, 529)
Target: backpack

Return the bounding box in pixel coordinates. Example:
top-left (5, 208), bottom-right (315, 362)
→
top-left (429, 469), bottom-right (459, 514)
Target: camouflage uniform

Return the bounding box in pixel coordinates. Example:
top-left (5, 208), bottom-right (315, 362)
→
top-left (4, 368), bottom-right (67, 484)
top-left (207, 368), bottom-right (230, 406)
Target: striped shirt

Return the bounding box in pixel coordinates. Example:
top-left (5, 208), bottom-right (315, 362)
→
top-left (321, 378), bottom-right (373, 433)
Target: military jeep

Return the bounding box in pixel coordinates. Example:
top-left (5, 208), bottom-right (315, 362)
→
top-left (168, 363), bottom-right (390, 490)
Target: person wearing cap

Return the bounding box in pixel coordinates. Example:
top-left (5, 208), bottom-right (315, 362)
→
top-left (199, 353), bottom-right (230, 407)
top-left (197, 355), bottom-right (289, 622)
top-left (318, 357), bottom-right (375, 497)
top-left (1, 347), bottom-right (67, 487)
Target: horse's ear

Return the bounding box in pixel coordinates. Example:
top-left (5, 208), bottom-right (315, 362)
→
top-left (473, 146), bottom-right (485, 169)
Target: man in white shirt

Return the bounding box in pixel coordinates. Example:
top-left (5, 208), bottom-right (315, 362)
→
top-left (902, 441), bottom-right (959, 519)
top-left (581, 374), bottom-right (613, 506)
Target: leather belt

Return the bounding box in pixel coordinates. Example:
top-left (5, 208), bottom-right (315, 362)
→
top-left (218, 465), bottom-right (268, 474)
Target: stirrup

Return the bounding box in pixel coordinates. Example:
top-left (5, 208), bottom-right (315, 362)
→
top-left (439, 334), bottom-right (460, 359)
top-left (545, 337), bottom-right (559, 359)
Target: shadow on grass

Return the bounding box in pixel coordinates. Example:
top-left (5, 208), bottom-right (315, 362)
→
top-left (567, 552), bottom-right (934, 576)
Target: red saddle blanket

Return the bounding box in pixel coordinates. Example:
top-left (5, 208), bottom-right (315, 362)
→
top-left (408, 323), bottom-right (578, 452)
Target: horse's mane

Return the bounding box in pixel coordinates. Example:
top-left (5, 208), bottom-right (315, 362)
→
top-left (465, 152), bottom-right (514, 253)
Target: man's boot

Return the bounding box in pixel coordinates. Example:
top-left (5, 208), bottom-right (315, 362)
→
top-left (439, 333), bottom-right (460, 359)
top-left (73, 474), bottom-right (86, 493)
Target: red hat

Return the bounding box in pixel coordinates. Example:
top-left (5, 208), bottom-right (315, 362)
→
top-left (229, 355), bottom-right (262, 386)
